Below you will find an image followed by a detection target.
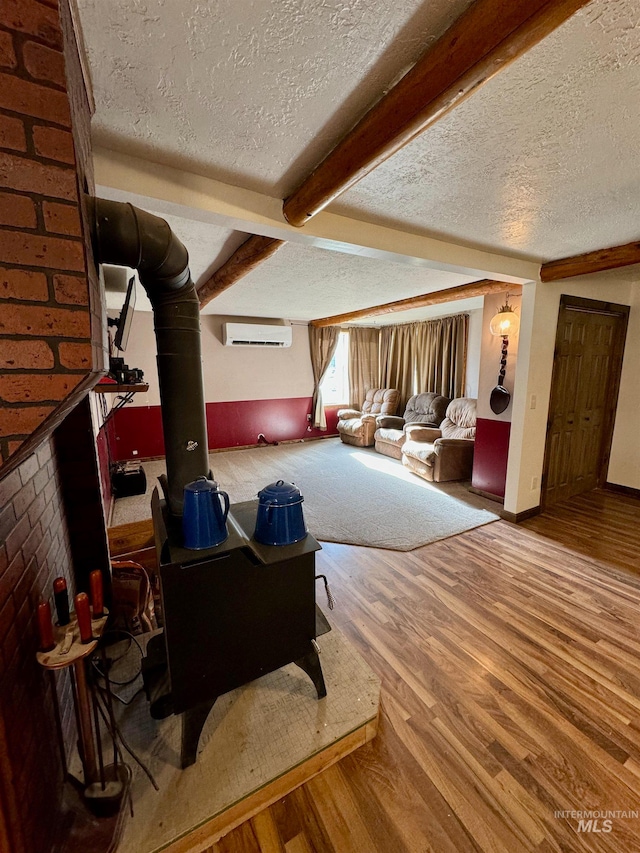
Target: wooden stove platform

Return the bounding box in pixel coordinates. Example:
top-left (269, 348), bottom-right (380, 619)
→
top-left (108, 621), bottom-right (379, 853)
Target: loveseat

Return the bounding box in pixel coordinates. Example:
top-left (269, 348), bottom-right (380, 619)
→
top-left (337, 387), bottom-right (400, 447)
top-left (374, 392), bottom-right (450, 460)
top-left (402, 397), bottom-right (477, 482)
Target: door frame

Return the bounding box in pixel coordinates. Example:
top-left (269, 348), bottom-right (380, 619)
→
top-left (541, 294), bottom-right (629, 508)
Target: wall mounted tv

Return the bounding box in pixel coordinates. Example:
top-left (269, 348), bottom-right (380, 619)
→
top-left (114, 276), bottom-right (136, 352)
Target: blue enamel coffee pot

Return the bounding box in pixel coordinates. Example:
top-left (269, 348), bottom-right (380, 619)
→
top-left (254, 480), bottom-right (307, 546)
top-left (182, 477), bottom-right (230, 549)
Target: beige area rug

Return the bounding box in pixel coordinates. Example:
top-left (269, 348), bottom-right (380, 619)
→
top-left (111, 439), bottom-right (499, 551)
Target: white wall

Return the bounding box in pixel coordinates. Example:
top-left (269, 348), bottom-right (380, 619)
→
top-left (476, 292), bottom-right (521, 421)
top-left (465, 308), bottom-right (483, 399)
top-left (119, 308), bottom-right (480, 406)
top-left (200, 316), bottom-right (313, 402)
top-left (608, 283), bottom-right (640, 488)
top-left (114, 310), bottom-right (314, 407)
top-left (505, 274), bottom-right (637, 515)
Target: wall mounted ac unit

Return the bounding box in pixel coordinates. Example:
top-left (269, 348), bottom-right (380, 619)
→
top-left (223, 322), bottom-right (292, 348)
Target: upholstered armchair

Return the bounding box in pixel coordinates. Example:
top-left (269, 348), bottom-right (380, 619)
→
top-left (374, 392), bottom-right (450, 460)
top-left (402, 397), bottom-right (477, 482)
top-left (337, 388), bottom-right (400, 447)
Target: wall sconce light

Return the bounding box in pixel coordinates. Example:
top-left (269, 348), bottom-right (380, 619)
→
top-left (489, 298), bottom-right (518, 414)
top-left (489, 300), bottom-right (520, 337)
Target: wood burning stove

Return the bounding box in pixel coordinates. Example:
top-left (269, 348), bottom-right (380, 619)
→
top-left (92, 198), bottom-right (327, 767)
top-left (143, 491), bottom-right (327, 767)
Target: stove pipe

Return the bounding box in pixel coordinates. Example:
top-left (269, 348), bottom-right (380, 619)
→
top-left (90, 197), bottom-right (209, 516)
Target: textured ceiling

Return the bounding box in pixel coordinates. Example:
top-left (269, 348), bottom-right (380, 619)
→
top-left (334, 0), bottom-right (640, 261)
top-left (78, 0), bottom-right (473, 197)
top-left (203, 239), bottom-right (475, 321)
top-left (78, 0), bottom-right (640, 321)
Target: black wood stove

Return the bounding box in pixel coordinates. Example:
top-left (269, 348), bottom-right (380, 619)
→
top-left (143, 490), bottom-right (327, 768)
top-left (92, 197), bottom-right (327, 768)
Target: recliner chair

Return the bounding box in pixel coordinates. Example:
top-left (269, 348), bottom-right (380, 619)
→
top-left (337, 388), bottom-right (400, 447)
top-left (401, 397), bottom-right (477, 482)
top-left (374, 391), bottom-right (450, 460)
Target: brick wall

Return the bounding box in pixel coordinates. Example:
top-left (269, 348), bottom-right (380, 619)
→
top-left (0, 430), bottom-right (76, 853)
top-left (0, 2), bottom-right (109, 851)
top-left (0, 0), bottom-right (105, 469)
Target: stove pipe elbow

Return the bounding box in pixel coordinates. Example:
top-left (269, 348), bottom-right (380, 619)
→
top-left (90, 197), bottom-right (209, 517)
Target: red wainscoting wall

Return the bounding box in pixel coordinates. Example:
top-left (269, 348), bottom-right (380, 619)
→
top-left (472, 417), bottom-right (511, 500)
top-left (96, 422), bottom-right (113, 510)
top-left (108, 398), bottom-right (340, 462)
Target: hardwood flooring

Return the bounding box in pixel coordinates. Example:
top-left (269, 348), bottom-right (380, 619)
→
top-left (207, 489), bottom-right (640, 853)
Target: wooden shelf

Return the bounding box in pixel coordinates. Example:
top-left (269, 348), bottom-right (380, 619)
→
top-left (93, 383), bottom-right (149, 394)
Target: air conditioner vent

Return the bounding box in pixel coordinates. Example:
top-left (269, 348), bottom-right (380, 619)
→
top-left (223, 322), bottom-right (292, 348)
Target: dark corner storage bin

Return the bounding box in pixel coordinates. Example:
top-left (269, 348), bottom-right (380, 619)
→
top-left (111, 463), bottom-right (147, 498)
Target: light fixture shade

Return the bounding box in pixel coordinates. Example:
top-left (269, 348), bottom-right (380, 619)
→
top-left (490, 306), bottom-right (519, 336)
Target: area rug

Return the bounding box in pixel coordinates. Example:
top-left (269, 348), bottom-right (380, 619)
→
top-left (111, 439), bottom-right (499, 551)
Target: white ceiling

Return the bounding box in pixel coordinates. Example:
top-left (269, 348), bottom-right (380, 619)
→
top-left (77, 0), bottom-right (640, 321)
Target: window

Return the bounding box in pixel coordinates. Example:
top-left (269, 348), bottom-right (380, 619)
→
top-left (320, 331), bottom-right (349, 406)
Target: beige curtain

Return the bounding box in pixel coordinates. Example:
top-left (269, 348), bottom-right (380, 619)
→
top-left (348, 327), bottom-right (381, 407)
top-left (378, 314), bottom-right (468, 407)
top-left (414, 314), bottom-right (468, 398)
top-left (308, 325), bottom-right (340, 429)
top-left (379, 324), bottom-right (416, 409)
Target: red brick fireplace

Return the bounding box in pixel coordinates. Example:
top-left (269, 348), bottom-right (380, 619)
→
top-left (0, 2), bottom-right (109, 850)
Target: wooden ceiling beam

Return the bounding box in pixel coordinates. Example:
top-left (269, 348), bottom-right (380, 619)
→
top-left (540, 240), bottom-right (640, 282)
top-left (198, 235), bottom-right (286, 309)
top-left (310, 280), bottom-right (520, 327)
top-left (283, 0), bottom-right (591, 228)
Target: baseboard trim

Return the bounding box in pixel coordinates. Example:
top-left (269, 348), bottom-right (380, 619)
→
top-left (208, 435), bottom-right (337, 454)
top-left (499, 505), bottom-right (541, 523)
top-left (127, 434), bottom-right (339, 463)
top-left (604, 482), bottom-right (640, 499)
top-left (468, 486), bottom-right (504, 505)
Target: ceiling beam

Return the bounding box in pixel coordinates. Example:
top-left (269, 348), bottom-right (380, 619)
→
top-left (310, 280), bottom-right (519, 327)
top-left (283, 0), bottom-right (591, 228)
top-left (198, 235), bottom-right (285, 309)
top-left (540, 240), bottom-right (640, 282)
top-left (95, 148), bottom-right (541, 282)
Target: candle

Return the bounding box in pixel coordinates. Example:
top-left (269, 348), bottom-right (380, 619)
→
top-left (37, 601), bottom-right (55, 652)
top-left (53, 577), bottom-right (70, 626)
top-left (75, 593), bottom-right (92, 644)
top-left (89, 570), bottom-right (103, 619)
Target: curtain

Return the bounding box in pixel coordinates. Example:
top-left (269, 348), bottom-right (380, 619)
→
top-left (308, 325), bottom-right (339, 429)
top-left (379, 323), bottom-right (416, 410)
top-left (376, 314), bottom-right (468, 407)
top-left (348, 326), bottom-right (381, 407)
top-left (414, 313), bottom-right (468, 399)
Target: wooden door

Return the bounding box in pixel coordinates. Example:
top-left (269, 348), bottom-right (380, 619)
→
top-left (543, 297), bottom-right (628, 507)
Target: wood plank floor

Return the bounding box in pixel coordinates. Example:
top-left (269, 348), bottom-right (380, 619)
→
top-left (207, 489), bottom-right (640, 853)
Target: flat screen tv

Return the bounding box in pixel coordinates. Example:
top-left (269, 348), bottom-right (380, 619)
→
top-left (114, 276), bottom-right (136, 352)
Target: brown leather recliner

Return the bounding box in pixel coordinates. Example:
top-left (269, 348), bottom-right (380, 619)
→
top-left (337, 388), bottom-right (400, 447)
top-left (374, 391), bottom-right (450, 460)
top-left (402, 397), bottom-right (477, 482)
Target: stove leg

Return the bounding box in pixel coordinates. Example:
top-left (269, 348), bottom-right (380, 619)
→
top-left (294, 646), bottom-right (327, 699)
top-left (181, 696), bottom-right (217, 768)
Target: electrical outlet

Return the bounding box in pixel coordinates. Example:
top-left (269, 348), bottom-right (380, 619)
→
top-left (306, 413), bottom-right (312, 421)
top-left (531, 476), bottom-right (539, 490)
top-left (132, 449), bottom-right (138, 456)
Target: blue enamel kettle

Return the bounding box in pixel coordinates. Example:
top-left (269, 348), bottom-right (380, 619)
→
top-left (254, 480), bottom-right (307, 546)
top-left (182, 477), bottom-right (230, 549)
